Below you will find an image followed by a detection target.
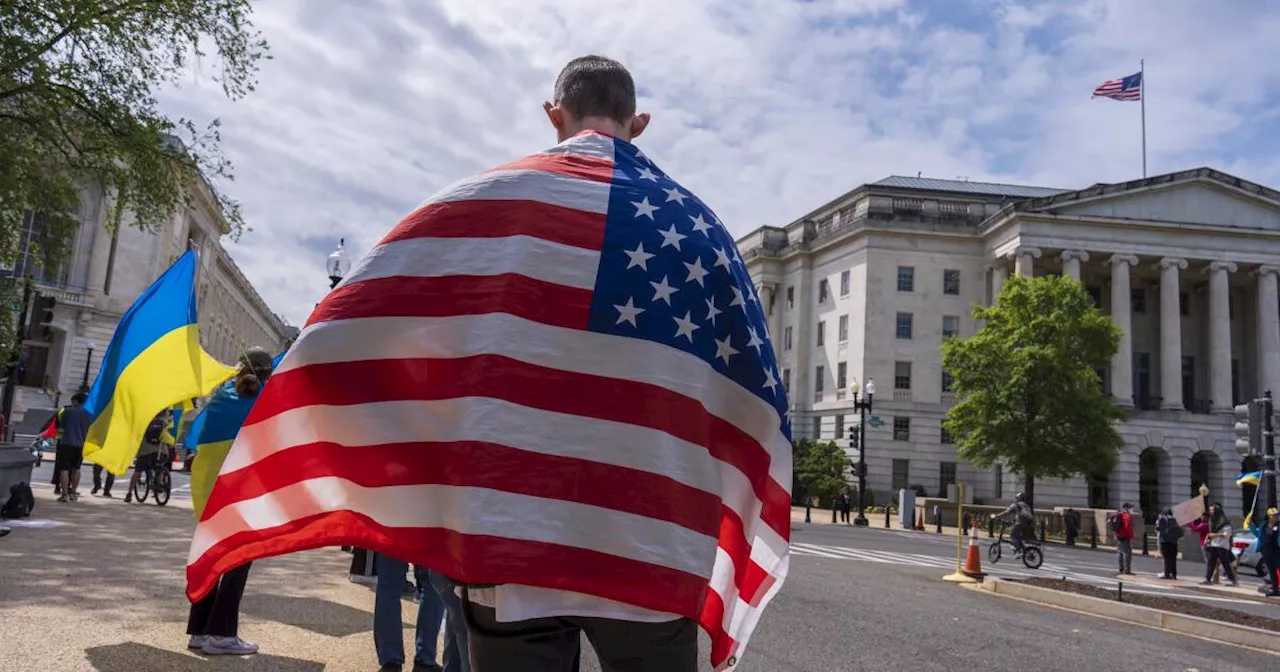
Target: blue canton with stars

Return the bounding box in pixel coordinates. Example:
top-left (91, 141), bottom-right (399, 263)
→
top-left (585, 138), bottom-right (791, 440)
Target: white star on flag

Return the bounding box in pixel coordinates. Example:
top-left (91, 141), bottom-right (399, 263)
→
top-left (632, 197), bottom-right (659, 220)
top-left (705, 298), bottom-right (722, 326)
top-left (715, 335), bottom-right (739, 365)
top-left (712, 246), bottom-right (732, 271)
top-left (650, 276), bottom-right (678, 305)
top-left (689, 214), bottom-right (713, 236)
top-left (746, 326), bottom-right (765, 355)
top-left (673, 312), bottom-right (699, 342)
top-left (614, 297), bottom-right (644, 327)
top-left (658, 224), bottom-right (686, 251)
top-left (683, 257), bottom-right (709, 287)
top-left (636, 166), bottom-right (659, 182)
top-left (663, 187), bottom-right (688, 205)
top-left (762, 367), bottom-right (778, 391)
top-left (624, 243), bottom-right (655, 271)
top-left (729, 286), bottom-right (746, 309)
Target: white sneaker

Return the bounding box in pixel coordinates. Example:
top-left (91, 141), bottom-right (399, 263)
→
top-left (202, 636), bottom-right (259, 655)
top-left (187, 635), bottom-right (207, 650)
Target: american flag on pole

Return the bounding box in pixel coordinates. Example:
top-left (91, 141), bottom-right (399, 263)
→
top-left (185, 130), bottom-right (792, 669)
top-left (1092, 71), bottom-right (1143, 101)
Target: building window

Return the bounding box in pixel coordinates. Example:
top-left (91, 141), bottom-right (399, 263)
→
top-left (784, 326), bottom-right (793, 351)
top-left (893, 416), bottom-right (910, 441)
top-left (816, 321), bottom-right (826, 346)
top-left (942, 315), bottom-right (959, 338)
top-left (15, 212), bottom-right (64, 285)
top-left (814, 365), bottom-right (824, 402)
top-left (894, 361), bottom-right (912, 390)
top-left (819, 279), bottom-right (830, 303)
top-left (895, 312), bottom-right (913, 339)
top-left (892, 459), bottom-right (910, 491)
top-left (786, 286), bottom-right (795, 310)
top-left (1086, 285), bottom-right (1102, 308)
top-left (812, 416), bottom-right (822, 440)
top-left (840, 270), bottom-right (851, 296)
top-left (940, 461), bottom-right (957, 495)
top-left (941, 427), bottom-right (954, 445)
top-left (783, 368), bottom-right (791, 395)
top-left (1131, 288), bottom-right (1145, 313)
top-left (834, 414), bottom-right (844, 440)
top-left (942, 370), bottom-right (955, 393)
top-left (1179, 291), bottom-right (1189, 316)
top-left (943, 269), bottom-right (961, 296)
top-left (837, 362), bottom-right (847, 390)
top-left (1230, 292), bottom-right (1235, 319)
top-left (994, 464), bottom-right (1003, 499)
top-left (838, 315), bottom-right (849, 342)
top-left (897, 266), bottom-right (915, 292)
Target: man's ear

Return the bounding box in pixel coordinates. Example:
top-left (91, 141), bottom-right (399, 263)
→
top-left (629, 112), bottom-right (651, 139)
top-left (544, 101), bottom-right (564, 132)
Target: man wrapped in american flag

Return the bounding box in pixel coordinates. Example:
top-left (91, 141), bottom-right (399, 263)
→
top-left (186, 55), bottom-right (792, 671)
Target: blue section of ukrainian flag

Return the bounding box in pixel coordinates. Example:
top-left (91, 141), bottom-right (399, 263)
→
top-left (1237, 471), bottom-right (1263, 487)
top-left (83, 249), bottom-right (238, 475)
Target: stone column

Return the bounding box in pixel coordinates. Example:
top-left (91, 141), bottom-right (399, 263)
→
top-left (1108, 255), bottom-right (1138, 407)
top-left (1014, 246), bottom-right (1041, 278)
top-left (989, 263), bottom-right (1008, 304)
top-left (1158, 257), bottom-right (1188, 410)
top-left (1256, 265), bottom-right (1280, 396)
top-left (1206, 262), bottom-right (1236, 412)
top-left (1060, 250), bottom-right (1090, 281)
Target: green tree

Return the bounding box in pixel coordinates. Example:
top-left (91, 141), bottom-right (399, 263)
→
top-left (0, 0), bottom-right (268, 355)
top-left (793, 438), bottom-right (848, 507)
top-left (942, 274), bottom-right (1128, 507)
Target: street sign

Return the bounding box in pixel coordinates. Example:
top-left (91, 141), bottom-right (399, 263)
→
top-left (869, 416), bottom-right (884, 428)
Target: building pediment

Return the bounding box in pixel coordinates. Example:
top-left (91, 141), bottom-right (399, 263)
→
top-left (1013, 168), bottom-right (1280, 232)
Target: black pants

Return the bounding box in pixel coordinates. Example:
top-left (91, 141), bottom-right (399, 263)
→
top-left (1159, 542), bottom-right (1178, 578)
top-left (461, 592), bottom-right (697, 672)
top-left (1205, 547), bottom-right (1236, 583)
top-left (350, 547), bottom-right (376, 576)
top-left (188, 562), bottom-right (252, 637)
top-left (92, 464), bottom-right (115, 494)
top-left (1262, 551), bottom-right (1280, 594)
top-left (1065, 527), bottom-right (1078, 546)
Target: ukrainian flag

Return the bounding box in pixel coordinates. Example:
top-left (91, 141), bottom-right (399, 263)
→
top-left (1237, 471), bottom-right (1263, 487)
top-left (190, 381), bottom-right (260, 518)
top-left (83, 250), bottom-right (237, 475)
top-left (163, 399), bottom-right (196, 446)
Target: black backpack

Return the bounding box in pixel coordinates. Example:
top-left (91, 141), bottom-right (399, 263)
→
top-left (142, 418), bottom-right (165, 445)
top-left (1, 482), bottom-right (34, 519)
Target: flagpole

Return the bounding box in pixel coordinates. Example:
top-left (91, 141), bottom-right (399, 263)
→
top-left (1140, 58), bottom-right (1147, 178)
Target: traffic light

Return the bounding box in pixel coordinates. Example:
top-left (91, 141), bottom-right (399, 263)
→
top-left (27, 295), bottom-right (55, 341)
top-left (848, 425), bottom-right (860, 450)
top-left (1235, 401), bottom-right (1263, 455)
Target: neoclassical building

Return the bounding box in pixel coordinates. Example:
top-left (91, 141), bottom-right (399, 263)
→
top-left (9, 172), bottom-right (292, 433)
top-left (736, 167), bottom-right (1279, 519)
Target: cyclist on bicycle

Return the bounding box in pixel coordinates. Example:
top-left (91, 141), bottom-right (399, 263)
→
top-left (992, 492), bottom-right (1035, 557)
top-left (124, 411), bottom-right (169, 503)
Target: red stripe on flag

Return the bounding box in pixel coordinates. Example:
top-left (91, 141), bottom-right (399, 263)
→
top-left (698, 588), bottom-right (737, 668)
top-left (487, 153), bottom-right (616, 184)
top-left (380, 199), bottom-right (607, 252)
top-left (186, 509), bottom-right (710, 617)
top-left (305, 275), bottom-right (593, 330)
top-left (249, 355), bottom-right (784, 532)
top-left (200, 440), bottom-right (723, 538)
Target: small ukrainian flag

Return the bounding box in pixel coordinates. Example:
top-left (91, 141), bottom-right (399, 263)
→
top-left (82, 249), bottom-right (237, 475)
top-left (1236, 471), bottom-right (1263, 487)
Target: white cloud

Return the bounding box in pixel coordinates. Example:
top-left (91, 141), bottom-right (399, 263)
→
top-left (158, 0), bottom-right (1280, 325)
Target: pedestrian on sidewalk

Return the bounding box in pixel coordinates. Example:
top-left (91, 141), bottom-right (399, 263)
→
top-left (1155, 508), bottom-right (1181, 579)
top-left (373, 557), bottom-right (445, 672)
top-left (1063, 508), bottom-right (1081, 547)
top-left (186, 348), bottom-right (275, 656)
top-left (90, 463), bottom-right (115, 497)
top-left (1254, 507), bottom-right (1280, 597)
top-left (1111, 503), bottom-right (1135, 575)
top-left (124, 412), bottom-right (167, 503)
top-left (52, 393), bottom-right (91, 503)
top-left (1201, 504), bottom-right (1238, 587)
top-left (1187, 510), bottom-right (1218, 583)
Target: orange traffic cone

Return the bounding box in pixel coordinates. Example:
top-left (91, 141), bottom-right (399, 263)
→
top-left (964, 521), bottom-right (985, 578)
top-left (916, 511), bottom-right (925, 531)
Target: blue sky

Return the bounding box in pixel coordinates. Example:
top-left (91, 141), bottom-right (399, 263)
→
top-left (161, 0), bottom-right (1280, 325)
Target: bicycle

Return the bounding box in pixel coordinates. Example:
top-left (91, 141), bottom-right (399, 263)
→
top-left (130, 447), bottom-right (172, 506)
top-left (987, 520), bottom-right (1044, 569)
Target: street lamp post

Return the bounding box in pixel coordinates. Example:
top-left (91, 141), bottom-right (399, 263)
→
top-left (79, 341), bottom-right (97, 394)
top-left (327, 239), bottom-right (352, 290)
top-left (850, 377), bottom-right (875, 526)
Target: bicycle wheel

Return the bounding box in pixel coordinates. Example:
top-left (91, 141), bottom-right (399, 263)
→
top-left (153, 469), bottom-right (171, 506)
top-left (134, 468), bottom-right (151, 503)
top-left (1021, 546), bottom-right (1043, 569)
top-left (988, 542), bottom-right (1002, 564)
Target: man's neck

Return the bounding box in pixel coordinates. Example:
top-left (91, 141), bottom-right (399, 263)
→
top-left (564, 117), bottom-right (629, 142)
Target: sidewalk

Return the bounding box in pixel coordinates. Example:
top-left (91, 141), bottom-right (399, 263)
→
top-left (0, 478), bottom-right (434, 671)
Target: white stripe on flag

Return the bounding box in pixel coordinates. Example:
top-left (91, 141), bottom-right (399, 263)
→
top-left (344, 235), bottom-right (601, 291)
top-left (415, 168), bottom-right (612, 214)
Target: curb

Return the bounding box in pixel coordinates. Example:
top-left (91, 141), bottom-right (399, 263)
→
top-left (973, 578), bottom-right (1280, 655)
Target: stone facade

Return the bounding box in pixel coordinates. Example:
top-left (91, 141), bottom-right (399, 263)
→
top-left (10, 174), bottom-right (291, 429)
top-left (736, 168), bottom-right (1280, 521)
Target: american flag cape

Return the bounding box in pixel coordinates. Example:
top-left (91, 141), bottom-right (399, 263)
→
top-left (185, 130), bottom-right (792, 669)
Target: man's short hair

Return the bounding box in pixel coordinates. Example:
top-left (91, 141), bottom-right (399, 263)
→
top-left (71, 393), bottom-right (86, 405)
top-left (553, 55), bottom-right (636, 125)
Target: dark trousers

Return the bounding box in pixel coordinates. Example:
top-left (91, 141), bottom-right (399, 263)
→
top-left (1205, 547), bottom-right (1236, 583)
top-left (1065, 527), bottom-right (1078, 547)
top-left (92, 464), bottom-right (114, 494)
top-left (350, 547), bottom-right (376, 576)
top-left (1262, 551), bottom-right (1280, 594)
top-left (188, 562), bottom-right (252, 637)
top-left (1159, 542), bottom-right (1178, 578)
top-left (460, 592), bottom-right (697, 672)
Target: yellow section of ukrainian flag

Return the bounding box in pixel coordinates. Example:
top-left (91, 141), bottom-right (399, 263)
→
top-left (82, 250), bottom-right (237, 475)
